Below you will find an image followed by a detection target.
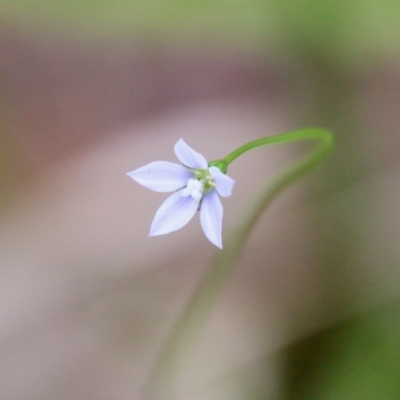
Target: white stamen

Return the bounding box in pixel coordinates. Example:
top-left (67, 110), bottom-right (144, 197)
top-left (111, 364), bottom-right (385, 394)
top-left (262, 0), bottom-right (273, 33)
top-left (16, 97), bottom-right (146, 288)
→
top-left (182, 178), bottom-right (204, 202)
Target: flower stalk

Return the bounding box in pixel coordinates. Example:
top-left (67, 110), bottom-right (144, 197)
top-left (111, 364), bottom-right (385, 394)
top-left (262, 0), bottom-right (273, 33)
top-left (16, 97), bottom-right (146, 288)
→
top-left (142, 127), bottom-right (334, 400)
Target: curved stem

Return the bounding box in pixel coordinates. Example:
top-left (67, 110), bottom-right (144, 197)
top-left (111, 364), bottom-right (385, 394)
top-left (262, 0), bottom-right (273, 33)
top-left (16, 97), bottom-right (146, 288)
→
top-left (223, 127), bottom-right (334, 166)
top-left (144, 127), bottom-right (334, 400)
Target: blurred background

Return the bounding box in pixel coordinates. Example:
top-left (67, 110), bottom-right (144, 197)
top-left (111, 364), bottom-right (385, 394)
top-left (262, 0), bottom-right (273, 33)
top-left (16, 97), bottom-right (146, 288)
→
top-left (1, 1), bottom-right (400, 399)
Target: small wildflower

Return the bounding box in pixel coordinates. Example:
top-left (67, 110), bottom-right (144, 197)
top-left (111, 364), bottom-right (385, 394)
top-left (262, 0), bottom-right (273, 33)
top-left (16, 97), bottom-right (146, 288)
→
top-left (127, 139), bottom-right (235, 248)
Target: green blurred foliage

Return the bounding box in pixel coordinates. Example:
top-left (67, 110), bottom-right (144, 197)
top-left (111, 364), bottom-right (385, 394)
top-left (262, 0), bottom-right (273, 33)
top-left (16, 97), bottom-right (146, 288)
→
top-left (286, 301), bottom-right (400, 399)
top-left (274, 0), bottom-right (400, 59)
top-left (0, 0), bottom-right (271, 45)
top-left (1, 0), bottom-right (400, 61)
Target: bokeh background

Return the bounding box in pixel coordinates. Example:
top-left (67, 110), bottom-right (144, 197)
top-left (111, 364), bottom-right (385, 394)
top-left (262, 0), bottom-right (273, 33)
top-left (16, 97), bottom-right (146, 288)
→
top-left (1, 1), bottom-right (400, 399)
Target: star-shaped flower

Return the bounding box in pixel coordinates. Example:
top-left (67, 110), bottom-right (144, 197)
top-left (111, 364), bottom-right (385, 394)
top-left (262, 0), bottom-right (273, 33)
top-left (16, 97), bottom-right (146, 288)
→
top-left (127, 138), bottom-right (235, 248)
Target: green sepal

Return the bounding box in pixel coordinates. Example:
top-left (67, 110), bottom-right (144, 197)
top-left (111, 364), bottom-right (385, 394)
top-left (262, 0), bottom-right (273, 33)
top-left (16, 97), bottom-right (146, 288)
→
top-left (208, 159), bottom-right (228, 174)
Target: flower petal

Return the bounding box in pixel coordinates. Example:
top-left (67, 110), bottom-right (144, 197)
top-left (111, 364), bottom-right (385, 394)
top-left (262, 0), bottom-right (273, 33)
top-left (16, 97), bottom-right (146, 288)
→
top-left (209, 166), bottom-right (235, 197)
top-left (127, 161), bottom-right (191, 192)
top-left (174, 138), bottom-right (208, 169)
top-left (149, 191), bottom-right (198, 236)
top-left (200, 190), bottom-right (223, 248)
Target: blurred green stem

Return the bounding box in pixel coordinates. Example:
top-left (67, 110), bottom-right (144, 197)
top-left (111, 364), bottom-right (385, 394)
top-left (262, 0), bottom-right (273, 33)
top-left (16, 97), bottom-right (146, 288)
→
top-left (145, 128), bottom-right (334, 400)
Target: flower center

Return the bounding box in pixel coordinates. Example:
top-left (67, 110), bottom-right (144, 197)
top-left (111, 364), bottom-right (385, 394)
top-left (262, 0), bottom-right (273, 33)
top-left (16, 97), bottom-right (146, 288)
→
top-left (180, 169), bottom-right (215, 202)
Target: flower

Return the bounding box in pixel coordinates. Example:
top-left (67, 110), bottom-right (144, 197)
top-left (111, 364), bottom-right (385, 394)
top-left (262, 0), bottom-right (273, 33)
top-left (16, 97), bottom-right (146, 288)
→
top-left (127, 138), bottom-right (235, 248)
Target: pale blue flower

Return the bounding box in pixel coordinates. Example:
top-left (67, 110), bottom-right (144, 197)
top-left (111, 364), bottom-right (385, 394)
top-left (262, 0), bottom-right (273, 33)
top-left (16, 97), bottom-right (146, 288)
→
top-left (127, 138), bottom-right (235, 248)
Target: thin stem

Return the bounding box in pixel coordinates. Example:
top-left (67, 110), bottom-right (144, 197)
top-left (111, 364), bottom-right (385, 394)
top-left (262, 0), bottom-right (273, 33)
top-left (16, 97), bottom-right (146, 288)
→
top-left (144, 127), bottom-right (334, 400)
top-left (223, 127), bottom-right (334, 166)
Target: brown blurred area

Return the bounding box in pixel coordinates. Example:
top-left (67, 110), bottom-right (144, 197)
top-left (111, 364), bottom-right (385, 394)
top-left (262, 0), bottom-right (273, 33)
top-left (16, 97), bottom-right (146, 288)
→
top-left (0, 25), bottom-right (283, 176)
top-left (1, 17), bottom-right (400, 400)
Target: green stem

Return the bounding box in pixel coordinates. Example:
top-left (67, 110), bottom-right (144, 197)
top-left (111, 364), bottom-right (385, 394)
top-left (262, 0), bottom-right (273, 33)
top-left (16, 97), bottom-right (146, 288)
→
top-left (223, 127), bottom-right (334, 166)
top-left (144, 127), bottom-right (334, 400)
